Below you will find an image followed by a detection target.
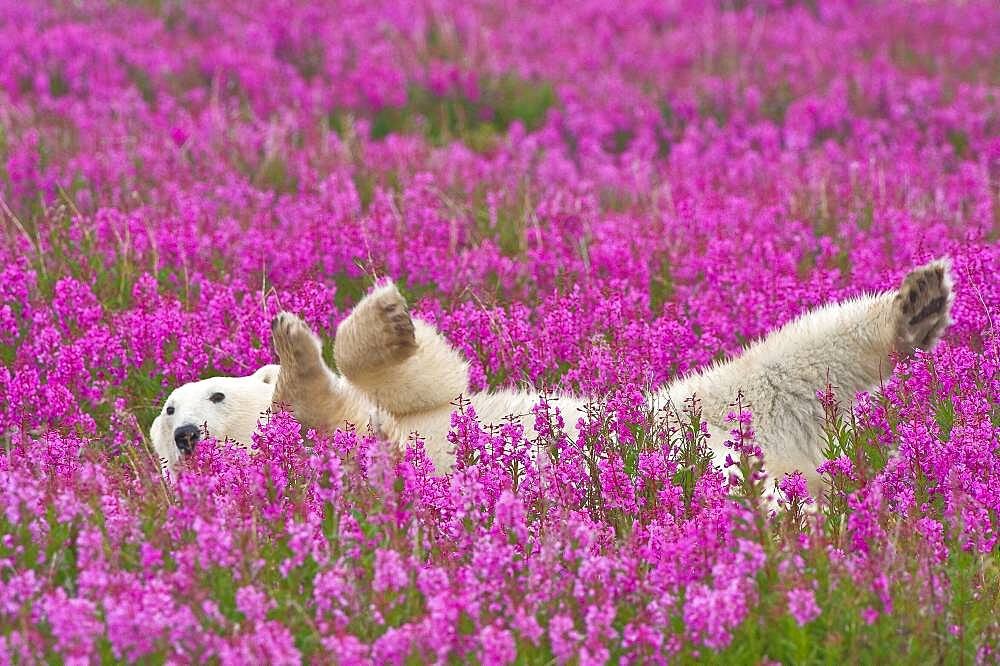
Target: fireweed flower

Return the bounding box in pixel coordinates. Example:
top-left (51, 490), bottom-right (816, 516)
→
top-left (778, 471), bottom-right (815, 507)
top-left (235, 585), bottom-right (273, 623)
top-left (786, 587), bottom-right (821, 626)
top-left (479, 621), bottom-right (517, 665)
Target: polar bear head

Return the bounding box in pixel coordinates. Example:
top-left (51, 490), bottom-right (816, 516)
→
top-left (149, 364), bottom-right (279, 471)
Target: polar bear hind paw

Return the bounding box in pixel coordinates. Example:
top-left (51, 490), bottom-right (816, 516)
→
top-left (375, 287), bottom-right (418, 364)
top-left (334, 282), bottom-right (417, 380)
top-left (893, 258), bottom-right (954, 355)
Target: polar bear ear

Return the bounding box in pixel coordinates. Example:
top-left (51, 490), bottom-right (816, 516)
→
top-left (251, 364), bottom-right (280, 385)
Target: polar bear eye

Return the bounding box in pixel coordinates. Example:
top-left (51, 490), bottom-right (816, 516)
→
top-left (209, 392), bottom-right (226, 404)
top-left (166, 406), bottom-right (174, 415)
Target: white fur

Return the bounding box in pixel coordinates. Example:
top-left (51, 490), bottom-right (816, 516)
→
top-left (662, 292), bottom-right (900, 489)
top-left (345, 318), bottom-right (470, 416)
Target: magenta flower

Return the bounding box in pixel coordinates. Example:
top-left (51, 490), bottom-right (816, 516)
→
top-left (778, 472), bottom-right (815, 506)
top-left (786, 588), bottom-right (821, 626)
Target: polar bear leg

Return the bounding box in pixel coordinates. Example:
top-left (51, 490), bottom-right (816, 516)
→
top-left (334, 283), bottom-right (419, 379)
top-left (665, 258), bottom-right (954, 494)
top-left (334, 282), bottom-right (470, 416)
top-left (271, 312), bottom-right (372, 434)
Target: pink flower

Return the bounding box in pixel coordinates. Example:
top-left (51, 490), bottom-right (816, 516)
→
top-left (786, 588), bottom-right (821, 626)
top-left (778, 472), bottom-right (815, 506)
top-left (373, 549), bottom-right (409, 594)
top-left (236, 585), bottom-right (273, 623)
top-left (40, 589), bottom-right (101, 661)
top-left (549, 614), bottom-right (581, 663)
top-left (480, 622), bottom-right (517, 665)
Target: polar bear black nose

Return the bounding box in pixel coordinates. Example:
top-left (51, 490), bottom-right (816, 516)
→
top-left (173, 424), bottom-right (200, 456)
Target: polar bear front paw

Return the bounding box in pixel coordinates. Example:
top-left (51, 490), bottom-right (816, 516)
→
top-left (334, 282), bottom-right (417, 381)
top-left (892, 258), bottom-right (954, 356)
top-left (271, 312), bottom-right (325, 378)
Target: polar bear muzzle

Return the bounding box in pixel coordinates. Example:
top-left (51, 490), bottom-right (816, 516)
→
top-left (173, 424), bottom-right (200, 456)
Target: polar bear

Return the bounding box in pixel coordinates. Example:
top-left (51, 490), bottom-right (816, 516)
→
top-left (150, 259), bottom-right (953, 494)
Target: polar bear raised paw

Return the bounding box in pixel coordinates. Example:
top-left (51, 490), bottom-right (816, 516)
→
top-left (334, 282), bottom-right (418, 384)
top-left (270, 311), bottom-right (337, 424)
top-left (271, 312), bottom-right (325, 378)
top-left (892, 259), bottom-right (954, 356)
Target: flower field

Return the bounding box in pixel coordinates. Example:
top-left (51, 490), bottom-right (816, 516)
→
top-left (1, 0), bottom-right (999, 663)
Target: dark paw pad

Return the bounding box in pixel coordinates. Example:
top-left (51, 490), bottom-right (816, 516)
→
top-left (908, 295), bottom-right (945, 326)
